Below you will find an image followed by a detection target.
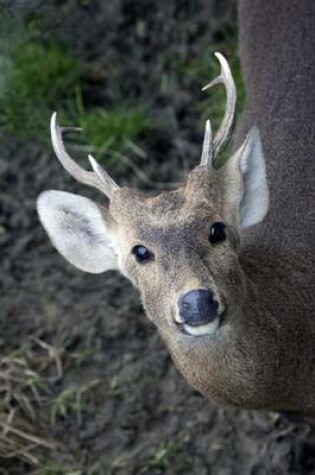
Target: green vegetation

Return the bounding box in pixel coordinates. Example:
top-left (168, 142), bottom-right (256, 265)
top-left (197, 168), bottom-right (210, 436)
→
top-left (0, 13), bottom-right (242, 169)
top-left (132, 437), bottom-right (194, 473)
top-left (41, 462), bottom-right (82, 475)
top-left (0, 40), bottom-right (81, 140)
top-left (0, 338), bottom-right (101, 472)
top-left (0, 14), bottom-right (148, 161)
top-left (147, 440), bottom-right (179, 470)
top-left (78, 102), bottom-right (148, 160)
top-left (49, 379), bottom-right (99, 426)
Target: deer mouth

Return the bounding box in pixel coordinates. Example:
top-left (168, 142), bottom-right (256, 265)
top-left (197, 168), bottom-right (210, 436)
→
top-left (178, 319), bottom-right (220, 337)
top-left (173, 309), bottom-right (224, 337)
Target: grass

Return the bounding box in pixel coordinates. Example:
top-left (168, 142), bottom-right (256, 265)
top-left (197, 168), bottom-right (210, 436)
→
top-left (0, 12), bottom-right (242, 168)
top-left (75, 95), bottom-right (149, 161)
top-left (40, 463), bottom-right (82, 475)
top-left (81, 106), bottom-right (148, 152)
top-left (49, 379), bottom-right (100, 427)
top-left (131, 436), bottom-right (193, 473)
top-left (0, 346), bottom-right (55, 469)
top-left (0, 339), bottom-right (101, 473)
top-left (0, 40), bottom-right (82, 141)
top-left (0, 12), bottom-right (242, 172)
top-left (0, 13), bottom-right (149, 161)
top-left (147, 440), bottom-right (178, 469)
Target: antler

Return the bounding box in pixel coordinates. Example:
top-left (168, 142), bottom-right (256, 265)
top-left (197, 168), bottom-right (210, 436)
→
top-left (200, 52), bottom-right (237, 167)
top-left (50, 112), bottom-right (120, 199)
top-left (200, 119), bottom-right (213, 167)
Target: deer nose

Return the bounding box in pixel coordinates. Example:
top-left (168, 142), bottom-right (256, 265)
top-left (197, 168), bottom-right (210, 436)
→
top-left (178, 289), bottom-right (219, 326)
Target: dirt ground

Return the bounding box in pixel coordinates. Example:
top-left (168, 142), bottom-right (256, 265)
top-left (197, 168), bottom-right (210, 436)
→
top-left (1, 0), bottom-right (315, 474)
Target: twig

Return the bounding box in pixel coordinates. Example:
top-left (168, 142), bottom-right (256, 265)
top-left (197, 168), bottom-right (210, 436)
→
top-left (0, 422), bottom-right (56, 450)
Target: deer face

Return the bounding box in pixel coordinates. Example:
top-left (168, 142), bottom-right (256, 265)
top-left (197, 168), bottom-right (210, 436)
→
top-left (107, 168), bottom-right (246, 337)
top-left (37, 53), bottom-right (269, 339)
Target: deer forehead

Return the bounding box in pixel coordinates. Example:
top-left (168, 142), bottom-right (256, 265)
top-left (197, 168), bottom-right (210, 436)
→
top-left (109, 185), bottom-right (219, 241)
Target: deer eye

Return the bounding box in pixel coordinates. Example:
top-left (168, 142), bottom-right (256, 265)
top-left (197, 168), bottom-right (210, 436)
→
top-left (132, 245), bottom-right (154, 263)
top-left (209, 222), bottom-right (226, 244)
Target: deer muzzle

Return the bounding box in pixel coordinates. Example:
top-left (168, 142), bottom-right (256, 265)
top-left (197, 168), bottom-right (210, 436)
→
top-left (176, 289), bottom-right (220, 336)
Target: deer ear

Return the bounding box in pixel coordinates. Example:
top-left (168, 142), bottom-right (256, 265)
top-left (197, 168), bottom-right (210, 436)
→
top-left (37, 190), bottom-right (118, 273)
top-left (220, 127), bottom-right (269, 228)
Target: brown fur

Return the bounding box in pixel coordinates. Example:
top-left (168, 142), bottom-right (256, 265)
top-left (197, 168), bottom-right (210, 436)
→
top-left (39, 0), bottom-right (315, 417)
top-left (234, 0), bottom-right (315, 413)
top-left (105, 0), bottom-right (315, 416)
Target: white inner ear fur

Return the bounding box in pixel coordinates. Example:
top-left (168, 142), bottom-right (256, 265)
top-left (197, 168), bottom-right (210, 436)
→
top-left (37, 190), bottom-right (118, 273)
top-left (239, 127), bottom-right (269, 228)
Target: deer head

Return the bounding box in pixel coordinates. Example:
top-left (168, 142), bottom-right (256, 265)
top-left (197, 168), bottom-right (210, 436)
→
top-left (37, 53), bottom-right (269, 342)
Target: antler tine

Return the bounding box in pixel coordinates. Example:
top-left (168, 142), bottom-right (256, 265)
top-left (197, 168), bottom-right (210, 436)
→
top-left (50, 112), bottom-right (119, 200)
top-left (202, 52), bottom-right (237, 159)
top-left (200, 119), bottom-right (213, 168)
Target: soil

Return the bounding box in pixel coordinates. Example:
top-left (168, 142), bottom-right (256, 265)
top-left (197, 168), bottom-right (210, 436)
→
top-left (1, 0), bottom-right (315, 474)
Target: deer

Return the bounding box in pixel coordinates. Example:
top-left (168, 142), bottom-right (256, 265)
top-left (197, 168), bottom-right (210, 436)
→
top-left (37, 0), bottom-right (315, 420)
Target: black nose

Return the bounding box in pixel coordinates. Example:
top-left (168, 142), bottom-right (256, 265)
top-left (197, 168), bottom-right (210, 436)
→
top-left (178, 289), bottom-right (219, 326)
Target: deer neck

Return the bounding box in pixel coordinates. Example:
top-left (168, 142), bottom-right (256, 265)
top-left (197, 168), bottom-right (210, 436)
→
top-left (163, 0), bottom-right (315, 413)
top-left (161, 244), bottom-right (313, 411)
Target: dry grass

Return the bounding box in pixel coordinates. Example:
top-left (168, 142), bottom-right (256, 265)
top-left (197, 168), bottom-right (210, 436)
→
top-left (0, 338), bottom-right (99, 473)
top-left (0, 346), bottom-right (57, 471)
